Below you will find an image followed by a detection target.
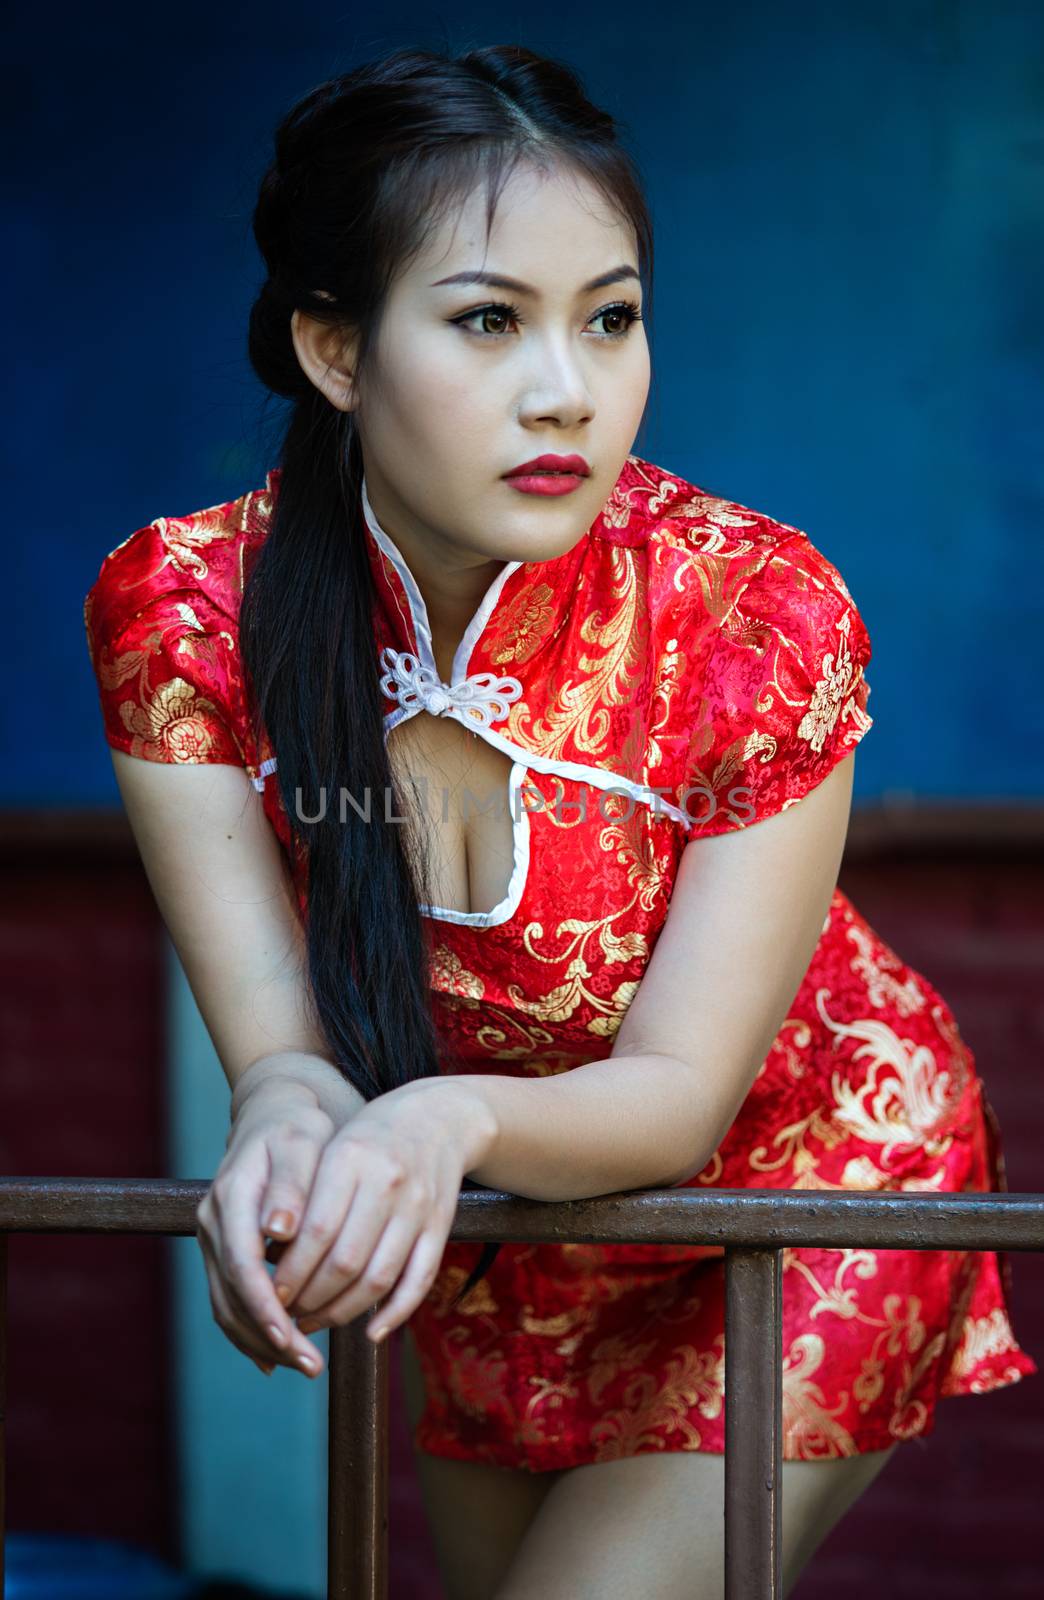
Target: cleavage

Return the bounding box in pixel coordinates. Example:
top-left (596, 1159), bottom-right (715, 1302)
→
top-left (386, 710), bottom-right (518, 918)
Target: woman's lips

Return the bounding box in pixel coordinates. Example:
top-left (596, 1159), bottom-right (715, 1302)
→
top-left (503, 472), bottom-right (587, 496)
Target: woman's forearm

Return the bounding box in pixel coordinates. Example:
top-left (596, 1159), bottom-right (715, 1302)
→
top-left (232, 1050), bottom-right (716, 1203)
top-left (230, 1050), bottom-right (367, 1127)
top-left (418, 1054), bottom-right (715, 1202)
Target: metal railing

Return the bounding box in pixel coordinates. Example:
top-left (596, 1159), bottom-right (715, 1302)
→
top-left (2, 1177), bottom-right (1042, 1598)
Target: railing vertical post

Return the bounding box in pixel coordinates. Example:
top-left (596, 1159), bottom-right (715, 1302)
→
top-left (0, 1232), bottom-right (6, 1598)
top-left (327, 1320), bottom-right (389, 1599)
top-left (725, 1246), bottom-right (783, 1600)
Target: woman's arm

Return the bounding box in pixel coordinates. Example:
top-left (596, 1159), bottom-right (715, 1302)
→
top-left (110, 748), bottom-right (364, 1122)
top-left (229, 1050), bottom-right (365, 1128)
top-left (423, 752), bottom-right (857, 1201)
top-left (109, 749), bottom-right (371, 1372)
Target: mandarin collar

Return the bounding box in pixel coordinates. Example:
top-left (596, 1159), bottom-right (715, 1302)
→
top-left (360, 474), bottom-right (591, 730)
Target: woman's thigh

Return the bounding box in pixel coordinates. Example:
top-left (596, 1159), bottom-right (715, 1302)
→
top-left (400, 1328), bottom-right (561, 1600)
top-left (492, 1441), bottom-right (900, 1600)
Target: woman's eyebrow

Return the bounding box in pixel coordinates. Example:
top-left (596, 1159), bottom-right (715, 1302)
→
top-left (430, 264), bottom-right (640, 296)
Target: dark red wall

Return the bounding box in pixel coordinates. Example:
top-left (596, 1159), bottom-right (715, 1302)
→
top-left (0, 816), bottom-right (178, 1562)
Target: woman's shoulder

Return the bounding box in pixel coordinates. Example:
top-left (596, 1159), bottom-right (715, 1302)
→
top-left (588, 455), bottom-right (874, 834)
top-left (600, 452), bottom-right (868, 650)
top-left (84, 470), bottom-right (276, 648)
top-left (83, 472), bottom-right (276, 768)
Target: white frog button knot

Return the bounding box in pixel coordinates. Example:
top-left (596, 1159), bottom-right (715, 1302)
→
top-left (378, 647), bottom-right (524, 731)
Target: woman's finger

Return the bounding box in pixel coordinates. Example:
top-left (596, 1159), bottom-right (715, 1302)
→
top-left (360, 1226), bottom-right (446, 1341)
top-left (282, 1156), bottom-right (408, 1317)
top-left (296, 1211), bottom-right (420, 1331)
top-left (197, 1219), bottom-right (297, 1370)
top-left (270, 1148), bottom-right (365, 1310)
top-left (257, 1112), bottom-right (331, 1244)
top-left (305, 1216), bottom-right (445, 1344)
top-left (208, 1171), bottom-right (325, 1374)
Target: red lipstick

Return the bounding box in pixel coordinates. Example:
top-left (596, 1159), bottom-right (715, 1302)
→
top-left (503, 452), bottom-right (591, 497)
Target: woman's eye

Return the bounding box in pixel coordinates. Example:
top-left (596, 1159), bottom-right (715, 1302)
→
top-left (452, 300), bottom-right (643, 341)
top-left (589, 303), bottom-right (642, 338)
top-left (473, 306), bottom-right (515, 337)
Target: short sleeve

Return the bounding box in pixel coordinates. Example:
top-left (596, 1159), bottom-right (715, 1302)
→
top-left (678, 532), bottom-right (873, 837)
top-left (84, 521), bottom-right (246, 766)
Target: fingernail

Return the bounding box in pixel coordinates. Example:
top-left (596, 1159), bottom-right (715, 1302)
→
top-left (266, 1322), bottom-right (288, 1349)
top-left (298, 1351), bottom-right (319, 1373)
top-left (267, 1211), bottom-right (295, 1237)
top-left (253, 1357), bottom-right (275, 1376)
top-left (274, 1283), bottom-right (293, 1306)
top-left (368, 1323), bottom-right (387, 1342)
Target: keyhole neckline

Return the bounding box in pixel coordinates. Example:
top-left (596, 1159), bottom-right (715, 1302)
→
top-left (361, 476), bottom-right (525, 693)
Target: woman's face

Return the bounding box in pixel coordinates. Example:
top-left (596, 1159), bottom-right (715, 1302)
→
top-left (297, 159), bottom-right (650, 586)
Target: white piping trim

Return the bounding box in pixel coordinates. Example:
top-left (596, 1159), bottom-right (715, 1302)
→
top-left (254, 728), bottom-right (690, 830)
top-left (360, 476), bottom-right (524, 686)
top-left (387, 711), bottom-right (693, 828)
top-left (251, 755), bottom-right (278, 792)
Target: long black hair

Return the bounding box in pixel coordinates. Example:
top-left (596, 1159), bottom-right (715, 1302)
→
top-left (240, 43), bottom-right (654, 1304)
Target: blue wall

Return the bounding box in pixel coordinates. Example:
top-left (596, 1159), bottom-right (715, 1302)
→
top-left (7, 1), bottom-right (1042, 805)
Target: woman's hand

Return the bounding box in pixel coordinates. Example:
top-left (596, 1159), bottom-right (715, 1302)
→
top-left (195, 1074), bottom-right (348, 1379)
top-left (268, 1078), bottom-right (497, 1346)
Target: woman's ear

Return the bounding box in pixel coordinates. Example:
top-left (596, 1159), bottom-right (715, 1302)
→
top-left (290, 306), bottom-right (360, 412)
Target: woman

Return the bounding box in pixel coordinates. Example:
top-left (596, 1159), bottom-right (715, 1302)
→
top-left (83, 43), bottom-right (1036, 1599)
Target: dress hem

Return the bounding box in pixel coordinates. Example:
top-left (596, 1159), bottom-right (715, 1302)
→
top-left (411, 1350), bottom-right (1037, 1474)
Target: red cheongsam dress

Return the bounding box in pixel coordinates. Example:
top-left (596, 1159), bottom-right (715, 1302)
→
top-left (84, 451), bottom-right (1038, 1469)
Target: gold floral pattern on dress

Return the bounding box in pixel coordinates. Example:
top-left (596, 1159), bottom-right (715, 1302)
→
top-left (430, 944), bottom-right (485, 999)
top-left (519, 1375), bottom-right (583, 1447)
top-left (647, 633), bottom-right (686, 768)
top-left (786, 1247), bottom-right (880, 1324)
top-left (947, 1308), bottom-right (1024, 1380)
top-left (670, 495), bottom-right (764, 531)
top-left (816, 988), bottom-right (971, 1159)
top-left (89, 591), bottom-right (241, 764)
top-left (844, 921), bottom-right (927, 1016)
top-left (589, 1341), bottom-right (724, 1460)
top-left (425, 1263), bottom-right (499, 1317)
top-left (444, 1337), bottom-right (513, 1420)
top-left (601, 481), bottom-right (638, 529)
top-left (518, 1303), bottom-right (592, 1357)
top-left (748, 1107), bottom-right (850, 1183)
top-left (115, 660), bottom-right (224, 762)
top-left (584, 1332), bottom-right (662, 1404)
top-left (795, 610), bottom-right (870, 754)
top-left (487, 583), bottom-right (557, 666)
top-left (153, 506), bottom-right (235, 582)
top-left (431, 992), bottom-right (567, 1065)
top-left (505, 545), bottom-right (643, 763)
top-left (503, 905), bottom-right (649, 1036)
top-left (849, 1293), bottom-right (947, 1438)
top-left (662, 541), bottom-right (753, 618)
top-left (603, 454), bottom-right (687, 528)
top-left (469, 1007), bottom-right (559, 1063)
top-left (782, 1334), bottom-right (857, 1457)
top-left (598, 802), bottom-right (673, 912)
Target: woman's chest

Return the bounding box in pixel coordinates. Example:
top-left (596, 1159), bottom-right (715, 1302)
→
top-left (259, 708), bottom-right (685, 1057)
top-left (386, 709), bottom-right (523, 920)
top-left (409, 739), bottom-right (685, 1070)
